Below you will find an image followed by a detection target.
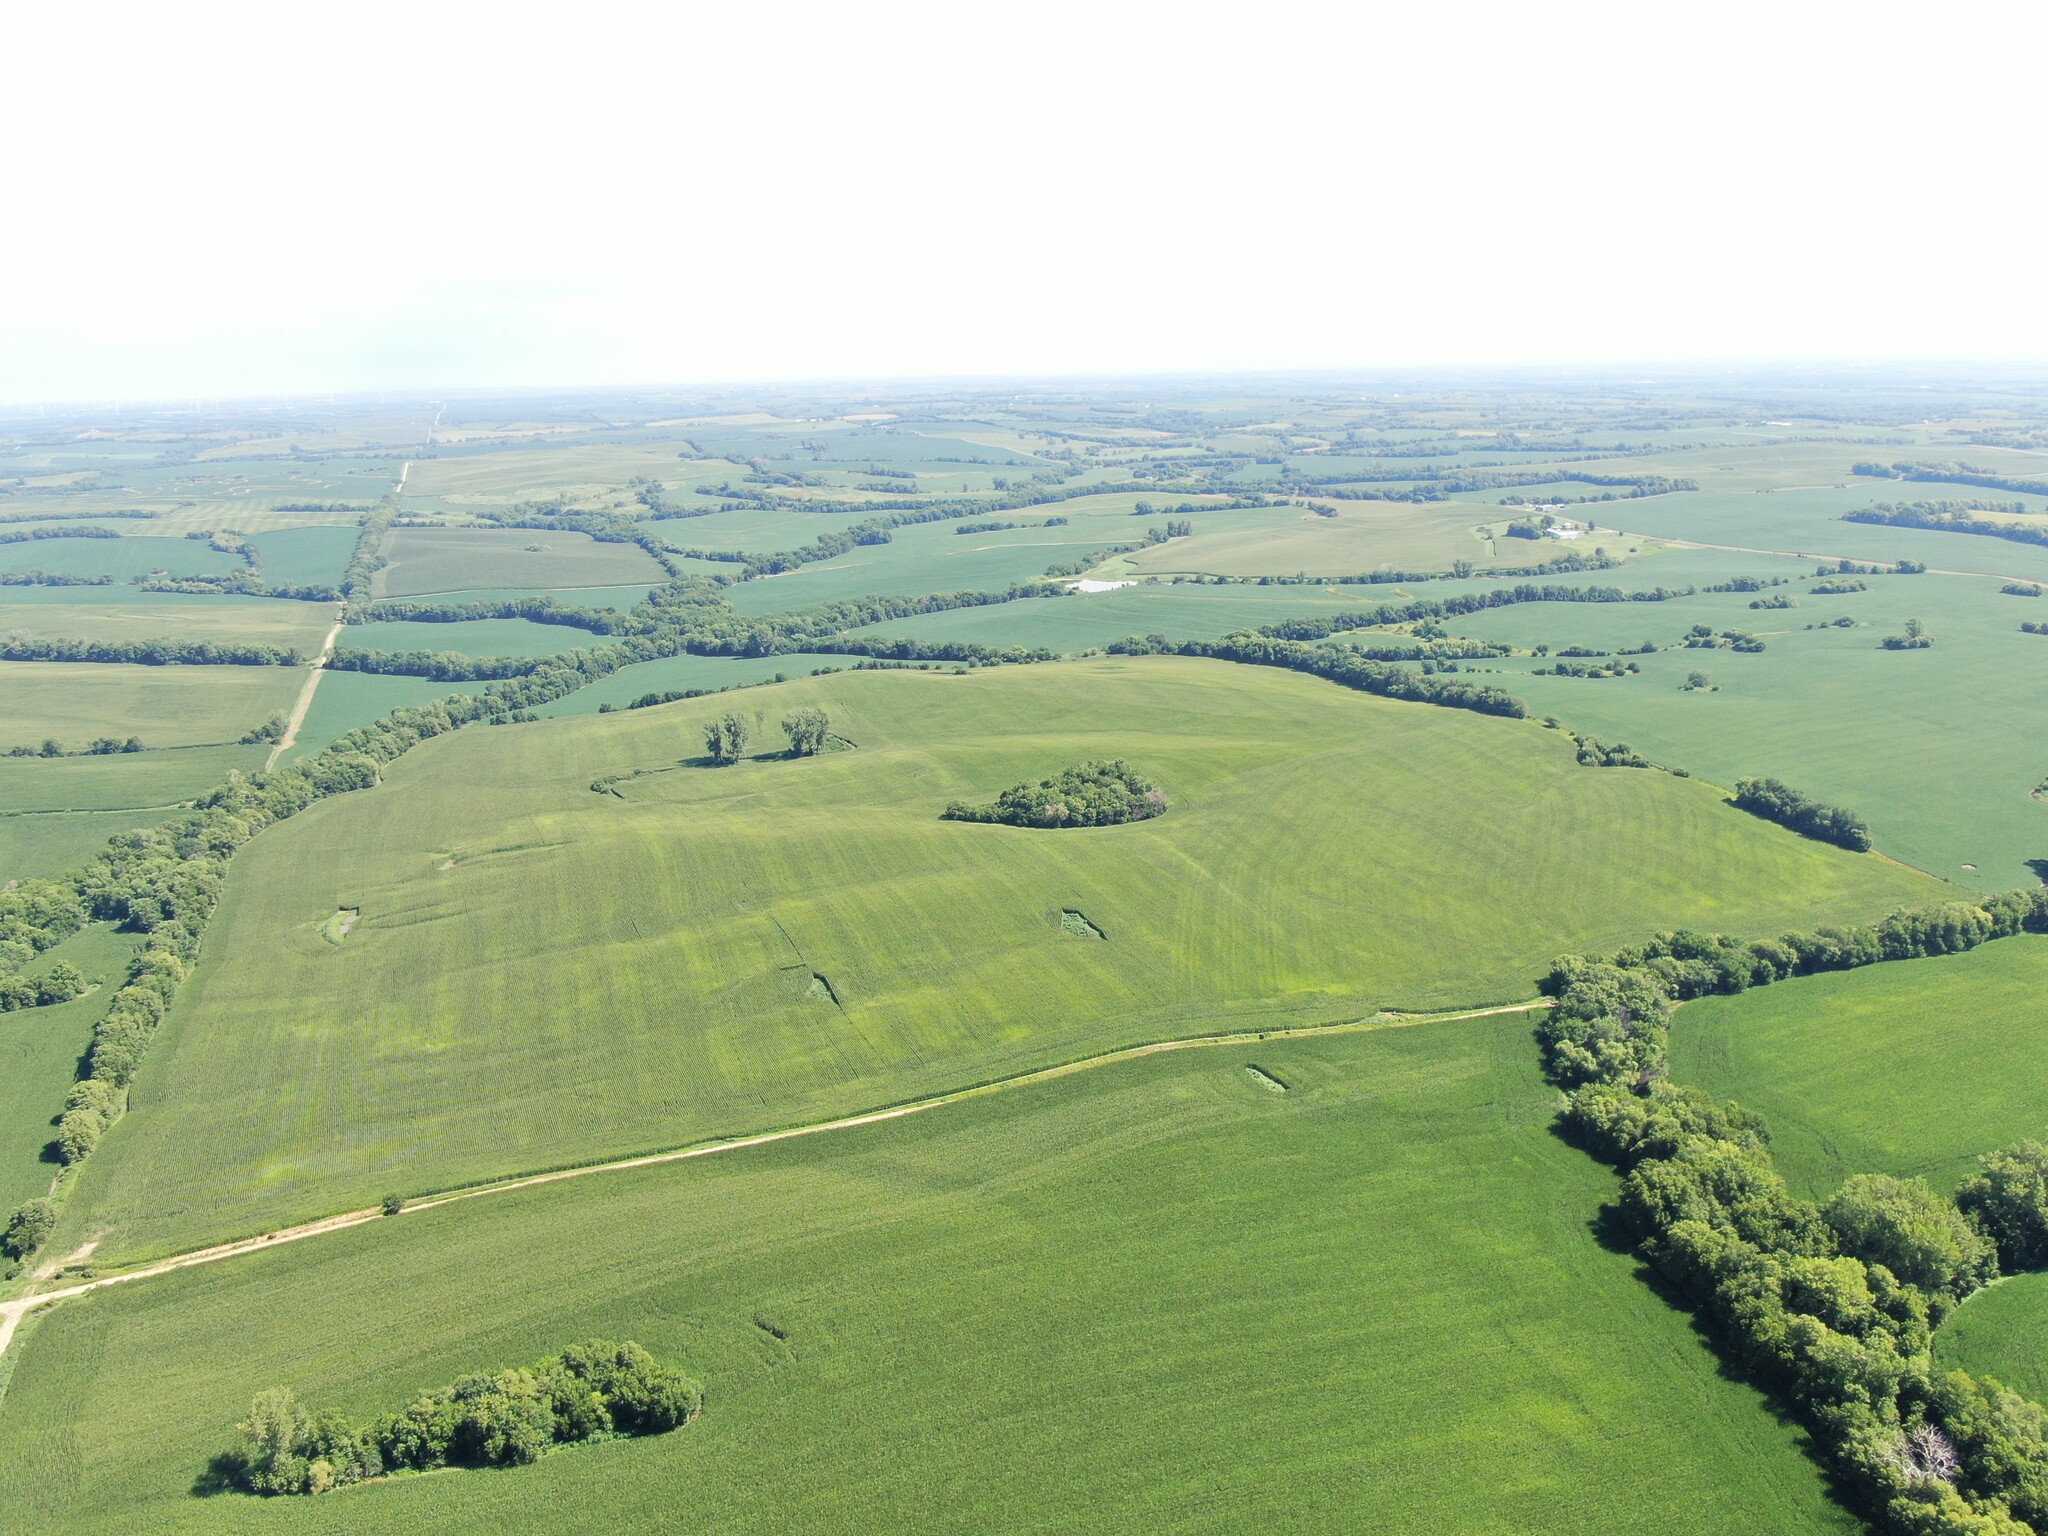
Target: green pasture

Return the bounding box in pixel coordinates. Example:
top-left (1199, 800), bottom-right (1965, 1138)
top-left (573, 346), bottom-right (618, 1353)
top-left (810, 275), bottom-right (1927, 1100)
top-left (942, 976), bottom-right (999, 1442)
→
top-left (0, 537), bottom-right (242, 583)
top-left (372, 528), bottom-right (666, 600)
top-left (1437, 570), bottom-right (2048, 886)
top-left (1670, 937), bottom-right (2048, 1197)
top-left (0, 586), bottom-right (334, 652)
top-left (58, 659), bottom-right (1932, 1260)
top-left (0, 663), bottom-right (306, 754)
top-left (2, 1016), bottom-right (1854, 1535)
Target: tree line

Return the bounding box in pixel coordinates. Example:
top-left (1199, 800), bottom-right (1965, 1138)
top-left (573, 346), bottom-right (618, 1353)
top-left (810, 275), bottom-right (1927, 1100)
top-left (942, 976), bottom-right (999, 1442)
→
top-left (1539, 889), bottom-right (2048, 1535)
top-left (0, 636), bottom-right (301, 666)
top-left (1108, 633), bottom-right (1526, 718)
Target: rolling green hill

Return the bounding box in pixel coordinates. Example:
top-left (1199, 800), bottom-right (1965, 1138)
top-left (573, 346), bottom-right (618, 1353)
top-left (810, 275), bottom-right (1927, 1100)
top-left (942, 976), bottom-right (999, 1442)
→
top-left (56, 657), bottom-right (1934, 1262)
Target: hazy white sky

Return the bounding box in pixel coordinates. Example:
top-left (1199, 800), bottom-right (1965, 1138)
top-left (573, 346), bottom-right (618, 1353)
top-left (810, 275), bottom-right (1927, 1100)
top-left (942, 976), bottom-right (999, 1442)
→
top-left (4, 0), bottom-right (2044, 401)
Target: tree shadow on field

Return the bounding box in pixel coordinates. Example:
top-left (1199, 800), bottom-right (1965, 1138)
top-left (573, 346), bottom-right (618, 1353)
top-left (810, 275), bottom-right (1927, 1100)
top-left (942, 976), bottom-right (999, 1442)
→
top-left (1546, 1120), bottom-right (1876, 1525)
top-left (2025, 858), bottom-right (2048, 885)
top-left (190, 1452), bottom-right (242, 1498)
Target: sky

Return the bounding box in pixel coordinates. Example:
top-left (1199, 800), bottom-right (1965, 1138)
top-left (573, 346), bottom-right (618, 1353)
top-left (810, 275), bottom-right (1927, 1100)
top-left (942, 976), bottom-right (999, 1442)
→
top-left (4, 0), bottom-right (2044, 402)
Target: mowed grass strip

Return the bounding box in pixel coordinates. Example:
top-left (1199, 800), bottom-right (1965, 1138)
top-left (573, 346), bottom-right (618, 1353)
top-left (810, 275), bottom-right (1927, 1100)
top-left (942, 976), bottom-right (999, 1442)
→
top-left (62, 658), bottom-right (1935, 1260)
top-left (1669, 936), bottom-right (2048, 1198)
top-left (0, 1018), bottom-right (1856, 1536)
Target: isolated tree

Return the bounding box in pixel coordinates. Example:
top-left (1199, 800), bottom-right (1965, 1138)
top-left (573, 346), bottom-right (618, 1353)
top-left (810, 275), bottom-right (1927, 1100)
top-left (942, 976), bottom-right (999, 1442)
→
top-left (703, 712), bottom-right (750, 765)
top-left (1906, 616), bottom-right (1927, 641)
top-left (1686, 670), bottom-right (1712, 691)
top-left (781, 707), bottom-right (829, 756)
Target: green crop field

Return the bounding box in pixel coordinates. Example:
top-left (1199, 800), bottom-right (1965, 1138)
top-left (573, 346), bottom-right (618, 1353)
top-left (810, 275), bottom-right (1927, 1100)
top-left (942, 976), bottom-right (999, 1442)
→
top-left (0, 1016), bottom-right (1856, 1536)
top-left (0, 807), bottom-right (168, 884)
top-left (0, 536), bottom-right (243, 582)
top-left (337, 617), bottom-right (597, 660)
top-left (1940, 1271), bottom-right (2048, 1405)
top-left (0, 662), bottom-right (306, 756)
top-left (278, 672), bottom-right (495, 764)
top-left (530, 651), bottom-right (858, 716)
top-left (0, 926), bottom-right (142, 1212)
top-left (0, 585), bottom-right (335, 651)
top-left (372, 528), bottom-right (667, 599)
top-left (54, 658), bottom-right (1932, 1262)
top-left (1109, 499), bottom-right (1594, 578)
top-left (1670, 937), bottom-right (2048, 1197)
top-left (243, 526), bottom-right (360, 587)
top-left (1441, 567), bottom-right (2048, 888)
top-left (0, 745), bottom-right (269, 813)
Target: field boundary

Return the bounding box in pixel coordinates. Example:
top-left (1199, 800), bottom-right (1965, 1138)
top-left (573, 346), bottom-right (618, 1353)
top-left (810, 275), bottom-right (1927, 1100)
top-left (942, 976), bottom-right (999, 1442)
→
top-left (0, 997), bottom-right (1548, 1360)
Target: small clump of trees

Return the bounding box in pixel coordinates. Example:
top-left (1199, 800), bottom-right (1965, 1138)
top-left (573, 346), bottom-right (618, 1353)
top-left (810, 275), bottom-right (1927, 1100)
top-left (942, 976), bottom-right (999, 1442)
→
top-left (1733, 777), bottom-right (1873, 851)
top-left (703, 711), bottom-right (751, 764)
top-left (781, 707), bottom-right (829, 756)
top-left (945, 760), bottom-right (1167, 828)
top-left (221, 1341), bottom-right (700, 1496)
top-left (1881, 618), bottom-right (1933, 650)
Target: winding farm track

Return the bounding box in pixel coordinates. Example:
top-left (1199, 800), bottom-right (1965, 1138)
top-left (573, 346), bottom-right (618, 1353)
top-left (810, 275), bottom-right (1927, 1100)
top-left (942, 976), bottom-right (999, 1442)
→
top-left (261, 460), bottom-right (409, 771)
top-left (0, 999), bottom-right (1547, 1361)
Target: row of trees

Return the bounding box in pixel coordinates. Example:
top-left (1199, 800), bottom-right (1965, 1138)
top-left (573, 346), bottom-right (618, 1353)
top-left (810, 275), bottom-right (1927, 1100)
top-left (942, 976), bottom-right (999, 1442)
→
top-left (944, 759), bottom-right (1166, 828)
top-left (1108, 632), bottom-right (1526, 718)
top-left (326, 648), bottom-right (542, 682)
top-left (0, 636), bottom-right (301, 666)
top-left (351, 595), bottom-right (634, 635)
top-left (1538, 898), bottom-right (2048, 1533)
top-left (1733, 777), bottom-right (1874, 851)
top-left (225, 1341), bottom-right (699, 1495)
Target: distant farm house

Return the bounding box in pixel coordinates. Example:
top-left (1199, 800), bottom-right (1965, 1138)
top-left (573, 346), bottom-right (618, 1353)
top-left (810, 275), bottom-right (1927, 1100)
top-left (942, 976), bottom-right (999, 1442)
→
top-left (1543, 525), bottom-right (1585, 540)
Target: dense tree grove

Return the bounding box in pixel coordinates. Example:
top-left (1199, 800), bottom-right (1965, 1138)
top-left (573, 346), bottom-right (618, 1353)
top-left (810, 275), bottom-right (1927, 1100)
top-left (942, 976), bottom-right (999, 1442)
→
top-left (1251, 581), bottom-right (1695, 645)
top-left (0, 525), bottom-right (123, 547)
top-left (222, 1341), bottom-right (700, 1495)
top-left (1733, 778), bottom-right (1874, 851)
top-left (944, 759), bottom-right (1166, 828)
top-left (1543, 892), bottom-right (2048, 1534)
